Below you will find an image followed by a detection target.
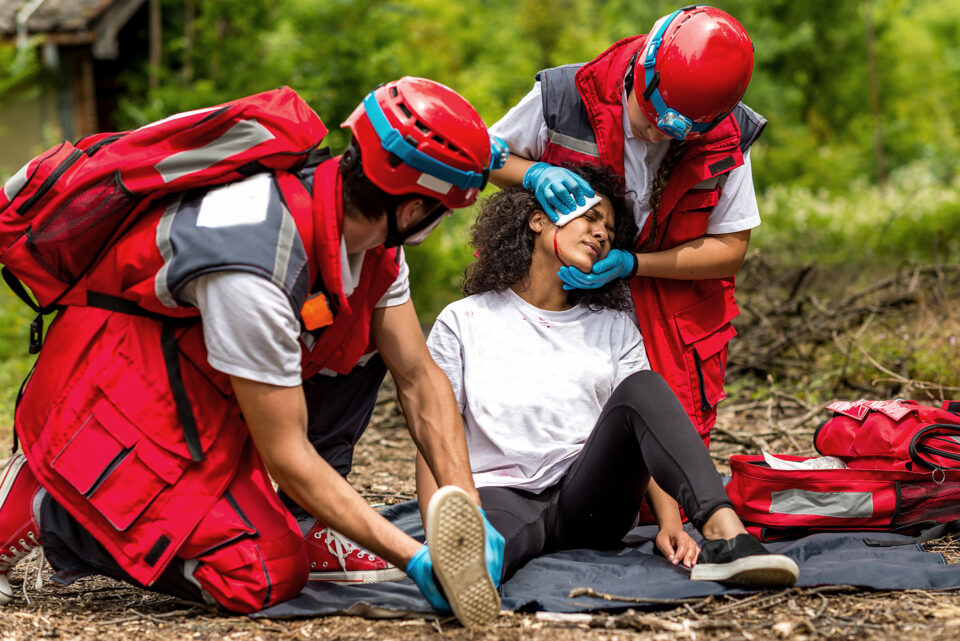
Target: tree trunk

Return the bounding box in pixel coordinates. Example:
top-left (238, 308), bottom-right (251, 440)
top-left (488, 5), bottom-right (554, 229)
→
top-left (863, 0), bottom-right (887, 187)
top-left (148, 0), bottom-right (162, 92)
top-left (182, 0), bottom-right (195, 86)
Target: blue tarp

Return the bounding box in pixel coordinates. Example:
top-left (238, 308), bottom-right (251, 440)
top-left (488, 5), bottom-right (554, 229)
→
top-left (257, 500), bottom-right (960, 619)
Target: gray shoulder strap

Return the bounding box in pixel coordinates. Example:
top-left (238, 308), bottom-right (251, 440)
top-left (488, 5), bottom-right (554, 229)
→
top-left (535, 64), bottom-right (599, 157)
top-left (732, 102), bottom-right (767, 154)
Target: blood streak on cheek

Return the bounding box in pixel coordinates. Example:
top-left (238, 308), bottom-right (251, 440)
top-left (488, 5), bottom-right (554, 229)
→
top-left (553, 229), bottom-right (568, 267)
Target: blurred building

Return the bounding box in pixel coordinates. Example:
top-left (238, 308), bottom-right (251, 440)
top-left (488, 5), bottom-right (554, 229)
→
top-left (0, 0), bottom-right (147, 173)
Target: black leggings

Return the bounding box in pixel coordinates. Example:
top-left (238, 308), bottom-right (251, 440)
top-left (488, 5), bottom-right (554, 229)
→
top-left (479, 370), bottom-right (733, 581)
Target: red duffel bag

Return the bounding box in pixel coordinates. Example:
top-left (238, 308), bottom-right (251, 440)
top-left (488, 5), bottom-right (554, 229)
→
top-left (814, 399), bottom-right (960, 471)
top-left (726, 453), bottom-right (960, 542)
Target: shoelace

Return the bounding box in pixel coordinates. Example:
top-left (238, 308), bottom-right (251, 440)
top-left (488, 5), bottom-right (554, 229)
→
top-left (20, 546), bottom-right (45, 605)
top-left (0, 530), bottom-right (40, 573)
top-left (0, 531), bottom-right (44, 605)
top-left (317, 527), bottom-right (369, 571)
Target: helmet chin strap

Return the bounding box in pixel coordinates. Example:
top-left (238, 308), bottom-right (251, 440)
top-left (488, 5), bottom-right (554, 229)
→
top-left (383, 208), bottom-right (403, 249)
top-left (384, 201), bottom-right (448, 248)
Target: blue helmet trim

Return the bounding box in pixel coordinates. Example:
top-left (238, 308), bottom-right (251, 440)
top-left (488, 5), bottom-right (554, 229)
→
top-left (641, 7), bottom-right (717, 140)
top-left (362, 93), bottom-right (507, 190)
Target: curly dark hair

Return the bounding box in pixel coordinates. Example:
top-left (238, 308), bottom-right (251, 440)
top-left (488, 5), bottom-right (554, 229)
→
top-left (463, 163), bottom-right (638, 312)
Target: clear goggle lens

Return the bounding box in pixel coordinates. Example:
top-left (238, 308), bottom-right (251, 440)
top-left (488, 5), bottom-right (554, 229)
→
top-left (657, 109), bottom-right (693, 141)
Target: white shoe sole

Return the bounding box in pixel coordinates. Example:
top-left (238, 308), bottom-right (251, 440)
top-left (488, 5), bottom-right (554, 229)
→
top-left (0, 456), bottom-right (29, 606)
top-left (690, 553), bottom-right (799, 587)
top-left (426, 486), bottom-right (500, 627)
top-left (0, 456), bottom-right (27, 507)
top-left (0, 574), bottom-right (11, 605)
top-left (308, 566), bottom-right (406, 584)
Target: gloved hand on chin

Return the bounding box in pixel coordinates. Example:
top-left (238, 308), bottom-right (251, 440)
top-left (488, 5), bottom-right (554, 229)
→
top-left (522, 162), bottom-right (595, 222)
top-left (558, 249), bottom-right (638, 290)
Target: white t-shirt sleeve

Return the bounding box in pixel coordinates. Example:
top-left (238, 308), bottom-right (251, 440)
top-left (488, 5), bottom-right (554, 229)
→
top-left (489, 83), bottom-right (548, 161)
top-left (705, 149), bottom-right (761, 234)
top-left (375, 248), bottom-right (411, 308)
top-left (180, 271), bottom-right (303, 387)
top-left (612, 313), bottom-right (651, 388)
top-left (425, 308), bottom-right (465, 410)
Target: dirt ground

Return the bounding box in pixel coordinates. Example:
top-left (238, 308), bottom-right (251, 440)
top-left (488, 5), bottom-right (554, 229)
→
top-left (3, 380), bottom-right (960, 641)
top-left (2, 261), bottom-right (960, 639)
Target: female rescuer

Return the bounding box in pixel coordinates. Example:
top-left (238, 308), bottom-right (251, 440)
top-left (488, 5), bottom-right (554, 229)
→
top-left (489, 5), bottom-right (765, 447)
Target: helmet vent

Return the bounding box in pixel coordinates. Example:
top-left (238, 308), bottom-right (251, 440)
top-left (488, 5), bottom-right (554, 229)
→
top-left (398, 102), bottom-right (413, 118)
top-left (390, 87), bottom-right (399, 98)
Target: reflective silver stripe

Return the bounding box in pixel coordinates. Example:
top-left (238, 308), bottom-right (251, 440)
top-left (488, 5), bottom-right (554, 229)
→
top-left (948, 436), bottom-right (960, 445)
top-left (271, 199), bottom-right (297, 291)
top-left (154, 119), bottom-right (275, 184)
top-left (770, 489), bottom-right (874, 519)
top-left (3, 160), bottom-right (31, 202)
top-left (154, 195), bottom-right (184, 308)
top-left (546, 129), bottom-right (599, 157)
top-left (693, 175), bottom-right (729, 190)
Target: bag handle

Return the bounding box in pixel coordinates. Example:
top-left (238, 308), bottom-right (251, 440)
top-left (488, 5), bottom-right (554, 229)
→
top-left (865, 518), bottom-right (960, 547)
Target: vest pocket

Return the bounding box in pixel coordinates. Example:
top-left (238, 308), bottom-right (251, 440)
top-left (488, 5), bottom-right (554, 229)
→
top-left (50, 395), bottom-right (188, 532)
top-left (674, 284), bottom-right (739, 417)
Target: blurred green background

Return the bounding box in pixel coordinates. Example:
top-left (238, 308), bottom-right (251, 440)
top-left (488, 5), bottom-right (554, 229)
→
top-left (4, 0), bottom-right (959, 313)
top-left (0, 1), bottom-right (958, 429)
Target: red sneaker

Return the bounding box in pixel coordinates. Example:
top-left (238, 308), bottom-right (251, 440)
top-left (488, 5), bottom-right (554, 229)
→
top-left (305, 521), bottom-right (405, 584)
top-left (0, 455), bottom-right (42, 604)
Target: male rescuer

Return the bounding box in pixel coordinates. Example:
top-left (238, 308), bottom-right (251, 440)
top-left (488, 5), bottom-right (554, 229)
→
top-left (0, 77), bottom-right (505, 624)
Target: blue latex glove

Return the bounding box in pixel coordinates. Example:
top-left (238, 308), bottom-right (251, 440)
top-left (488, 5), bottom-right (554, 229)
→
top-left (406, 545), bottom-right (452, 613)
top-left (558, 249), bottom-right (638, 290)
top-left (480, 508), bottom-right (505, 588)
top-left (522, 162), bottom-right (595, 222)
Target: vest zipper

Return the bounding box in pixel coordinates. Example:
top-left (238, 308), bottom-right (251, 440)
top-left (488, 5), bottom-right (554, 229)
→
top-left (694, 353), bottom-right (712, 412)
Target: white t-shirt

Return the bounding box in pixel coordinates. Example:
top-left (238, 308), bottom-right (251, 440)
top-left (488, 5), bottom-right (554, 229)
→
top-left (179, 244), bottom-right (410, 387)
top-left (426, 289), bottom-right (650, 492)
top-left (489, 82), bottom-right (761, 236)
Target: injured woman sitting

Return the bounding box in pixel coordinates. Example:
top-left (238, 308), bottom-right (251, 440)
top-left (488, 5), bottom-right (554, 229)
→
top-left (421, 162), bottom-right (799, 587)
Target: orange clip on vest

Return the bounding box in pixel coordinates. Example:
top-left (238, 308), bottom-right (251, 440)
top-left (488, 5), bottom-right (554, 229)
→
top-left (301, 292), bottom-right (334, 331)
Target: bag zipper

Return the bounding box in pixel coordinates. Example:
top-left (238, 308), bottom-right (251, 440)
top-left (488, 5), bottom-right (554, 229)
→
top-left (17, 148), bottom-right (84, 214)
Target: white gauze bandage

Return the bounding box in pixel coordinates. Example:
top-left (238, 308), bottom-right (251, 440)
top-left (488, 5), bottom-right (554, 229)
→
top-left (553, 194), bottom-right (603, 227)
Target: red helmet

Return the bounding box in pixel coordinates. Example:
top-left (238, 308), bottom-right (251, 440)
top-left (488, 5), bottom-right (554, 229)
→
top-left (633, 6), bottom-right (754, 140)
top-left (342, 77), bottom-right (507, 209)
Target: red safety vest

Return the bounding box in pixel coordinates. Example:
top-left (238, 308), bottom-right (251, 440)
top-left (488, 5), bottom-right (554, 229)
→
top-left (15, 158), bottom-right (399, 585)
top-left (538, 35), bottom-right (762, 441)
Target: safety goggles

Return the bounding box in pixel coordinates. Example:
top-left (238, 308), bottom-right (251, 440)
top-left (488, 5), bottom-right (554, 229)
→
top-left (639, 7), bottom-right (725, 140)
top-left (362, 92), bottom-right (509, 192)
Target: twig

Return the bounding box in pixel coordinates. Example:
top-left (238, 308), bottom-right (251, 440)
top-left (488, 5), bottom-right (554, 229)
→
top-left (568, 587), bottom-right (702, 605)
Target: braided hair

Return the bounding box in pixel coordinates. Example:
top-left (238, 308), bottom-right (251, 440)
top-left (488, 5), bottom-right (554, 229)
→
top-left (639, 138), bottom-right (687, 252)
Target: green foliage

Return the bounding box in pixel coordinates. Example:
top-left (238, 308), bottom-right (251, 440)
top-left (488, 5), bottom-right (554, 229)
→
top-left (0, 286), bottom-right (38, 434)
top-left (754, 159), bottom-right (960, 270)
top-left (41, 0), bottom-right (960, 318)
top-left (0, 39), bottom-right (40, 139)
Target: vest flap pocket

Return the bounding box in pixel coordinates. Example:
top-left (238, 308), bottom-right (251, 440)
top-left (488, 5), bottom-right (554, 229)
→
top-left (673, 282), bottom-right (739, 346)
top-left (51, 411), bottom-right (127, 496)
top-left (89, 450), bottom-right (167, 532)
top-left (60, 397), bottom-right (189, 532)
top-left (691, 323), bottom-right (738, 360)
top-left (675, 189), bottom-right (719, 212)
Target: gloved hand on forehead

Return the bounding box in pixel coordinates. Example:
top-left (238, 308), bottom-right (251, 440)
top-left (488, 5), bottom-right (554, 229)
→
top-left (522, 163), bottom-right (596, 222)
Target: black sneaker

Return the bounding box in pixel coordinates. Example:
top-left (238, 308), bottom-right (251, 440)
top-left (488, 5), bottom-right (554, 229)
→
top-left (690, 534), bottom-right (799, 587)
